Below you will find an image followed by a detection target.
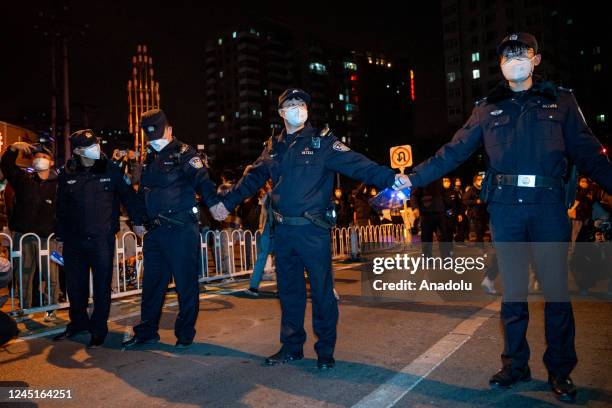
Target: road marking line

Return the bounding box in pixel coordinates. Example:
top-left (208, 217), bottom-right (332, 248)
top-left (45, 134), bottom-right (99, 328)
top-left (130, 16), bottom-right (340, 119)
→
top-left (352, 300), bottom-right (499, 408)
top-left (12, 282), bottom-right (278, 343)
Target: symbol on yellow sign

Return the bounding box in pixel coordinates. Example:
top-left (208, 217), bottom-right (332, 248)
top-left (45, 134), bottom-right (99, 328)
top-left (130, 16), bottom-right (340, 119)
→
top-left (389, 145), bottom-right (412, 169)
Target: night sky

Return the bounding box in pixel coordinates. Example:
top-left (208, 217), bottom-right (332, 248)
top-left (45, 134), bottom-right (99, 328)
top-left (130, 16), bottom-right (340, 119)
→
top-left (1, 2), bottom-right (446, 146)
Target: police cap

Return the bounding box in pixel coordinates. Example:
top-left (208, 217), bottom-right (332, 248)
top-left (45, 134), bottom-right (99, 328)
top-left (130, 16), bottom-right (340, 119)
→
top-left (278, 88), bottom-right (311, 109)
top-left (140, 109), bottom-right (168, 140)
top-left (69, 129), bottom-right (98, 149)
top-left (497, 32), bottom-right (539, 56)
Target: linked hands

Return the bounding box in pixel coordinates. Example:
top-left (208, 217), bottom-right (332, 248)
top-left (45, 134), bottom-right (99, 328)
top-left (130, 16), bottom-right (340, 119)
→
top-left (393, 174), bottom-right (412, 190)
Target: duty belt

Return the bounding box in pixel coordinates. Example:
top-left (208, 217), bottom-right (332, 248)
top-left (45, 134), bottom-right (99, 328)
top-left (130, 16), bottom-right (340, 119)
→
top-left (272, 211), bottom-right (311, 226)
top-left (272, 211), bottom-right (334, 229)
top-left (492, 174), bottom-right (564, 188)
top-left (146, 207), bottom-right (199, 230)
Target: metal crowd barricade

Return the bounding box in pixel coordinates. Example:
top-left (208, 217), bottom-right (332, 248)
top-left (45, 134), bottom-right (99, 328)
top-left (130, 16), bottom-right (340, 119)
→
top-left (1, 224), bottom-right (410, 317)
top-left (330, 223), bottom-right (409, 260)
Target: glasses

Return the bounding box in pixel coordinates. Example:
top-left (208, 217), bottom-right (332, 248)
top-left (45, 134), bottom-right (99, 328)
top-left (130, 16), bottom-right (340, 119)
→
top-left (501, 51), bottom-right (535, 62)
top-left (280, 101), bottom-right (307, 111)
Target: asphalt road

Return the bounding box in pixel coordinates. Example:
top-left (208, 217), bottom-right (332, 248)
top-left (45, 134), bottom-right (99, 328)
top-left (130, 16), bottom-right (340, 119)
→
top-left (1, 250), bottom-right (611, 408)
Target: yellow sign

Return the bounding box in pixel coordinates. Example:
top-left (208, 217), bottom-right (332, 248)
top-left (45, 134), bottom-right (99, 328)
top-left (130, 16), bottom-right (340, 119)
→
top-left (389, 145), bottom-right (412, 169)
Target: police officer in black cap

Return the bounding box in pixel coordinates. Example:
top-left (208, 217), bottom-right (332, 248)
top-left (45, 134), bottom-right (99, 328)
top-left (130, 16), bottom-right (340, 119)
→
top-left (54, 129), bottom-right (139, 348)
top-left (122, 109), bottom-right (220, 349)
top-left (398, 32), bottom-right (612, 401)
top-left (211, 88), bottom-right (402, 369)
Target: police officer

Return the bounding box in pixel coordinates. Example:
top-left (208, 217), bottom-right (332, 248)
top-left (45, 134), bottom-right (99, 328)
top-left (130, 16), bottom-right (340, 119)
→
top-left (210, 88), bottom-right (401, 369)
top-left (54, 129), bottom-right (138, 348)
top-left (397, 33), bottom-right (612, 401)
top-left (122, 109), bottom-right (220, 349)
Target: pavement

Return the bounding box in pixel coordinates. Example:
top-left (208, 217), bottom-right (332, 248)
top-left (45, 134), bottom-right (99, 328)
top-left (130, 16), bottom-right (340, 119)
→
top-left (1, 247), bottom-right (611, 408)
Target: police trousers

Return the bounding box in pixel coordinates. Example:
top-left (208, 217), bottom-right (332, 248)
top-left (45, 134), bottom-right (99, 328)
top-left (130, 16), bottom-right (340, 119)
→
top-left (63, 233), bottom-right (115, 336)
top-left (274, 223), bottom-right (338, 358)
top-left (134, 222), bottom-right (201, 342)
top-left (488, 202), bottom-right (577, 377)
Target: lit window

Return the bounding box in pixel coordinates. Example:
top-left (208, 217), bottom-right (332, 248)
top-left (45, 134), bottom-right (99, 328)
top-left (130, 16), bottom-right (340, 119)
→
top-left (220, 115), bottom-right (225, 122)
top-left (263, 89), bottom-right (268, 96)
top-left (339, 94), bottom-right (344, 101)
top-left (471, 52), bottom-right (480, 62)
top-left (387, 62), bottom-right (392, 68)
top-left (232, 31), bottom-right (237, 38)
top-left (367, 57), bottom-right (373, 64)
top-left (252, 109), bottom-right (257, 115)
top-left (596, 114), bottom-right (606, 123)
top-left (344, 62), bottom-right (358, 70)
top-left (594, 64), bottom-right (603, 72)
top-left (235, 111), bottom-right (239, 118)
top-left (342, 136), bottom-right (347, 143)
top-left (594, 46), bottom-right (601, 55)
top-left (447, 72), bottom-right (456, 83)
top-left (219, 71), bottom-right (223, 78)
top-left (221, 137), bottom-right (226, 144)
top-left (472, 69), bottom-right (480, 79)
top-left (217, 38), bottom-right (223, 46)
top-left (308, 62), bottom-right (327, 74)
top-left (330, 103), bottom-right (334, 109)
top-left (566, 18), bottom-right (573, 25)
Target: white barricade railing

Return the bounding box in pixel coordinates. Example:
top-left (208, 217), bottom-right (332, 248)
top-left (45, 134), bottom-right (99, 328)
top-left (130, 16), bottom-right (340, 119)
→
top-left (0, 223), bottom-right (409, 316)
top-left (0, 227), bottom-right (269, 317)
top-left (330, 223), bottom-right (408, 259)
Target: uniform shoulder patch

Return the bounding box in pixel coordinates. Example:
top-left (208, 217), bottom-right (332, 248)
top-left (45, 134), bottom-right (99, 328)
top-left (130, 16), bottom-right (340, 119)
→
top-left (332, 140), bottom-right (350, 152)
top-left (189, 156), bottom-right (203, 169)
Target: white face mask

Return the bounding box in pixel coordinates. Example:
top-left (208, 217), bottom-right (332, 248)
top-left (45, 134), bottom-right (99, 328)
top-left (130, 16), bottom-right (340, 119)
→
top-left (282, 106), bottom-right (308, 127)
top-left (78, 144), bottom-right (101, 160)
top-left (33, 158), bottom-right (50, 171)
top-left (149, 138), bottom-right (170, 152)
top-left (501, 57), bottom-right (535, 83)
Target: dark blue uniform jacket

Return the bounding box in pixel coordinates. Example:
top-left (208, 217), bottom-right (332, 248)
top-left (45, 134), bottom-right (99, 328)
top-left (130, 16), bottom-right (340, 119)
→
top-left (223, 124), bottom-right (396, 217)
top-left (409, 81), bottom-right (612, 202)
top-left (56, 157), bottom-right (137, 238)
top-left (137, 138), bottom-right (218, 221)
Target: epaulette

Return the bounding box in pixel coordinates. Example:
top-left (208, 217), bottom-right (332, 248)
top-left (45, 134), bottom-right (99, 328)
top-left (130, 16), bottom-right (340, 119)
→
top-left (557, 86), bottom-right (573, 93)
top-left (474, 97), bottom-right (487, 106)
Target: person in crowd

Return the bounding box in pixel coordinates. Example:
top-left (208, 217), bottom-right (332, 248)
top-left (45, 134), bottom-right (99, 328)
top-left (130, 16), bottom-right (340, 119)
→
top-left (1, 142), bottom-right (60, 318)
top-left (463, 173), bottom-right (488, 244)
top-left (244, 183), bottom-right (274, 297)
top-left (411, 179), bottom-right (453, 258)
